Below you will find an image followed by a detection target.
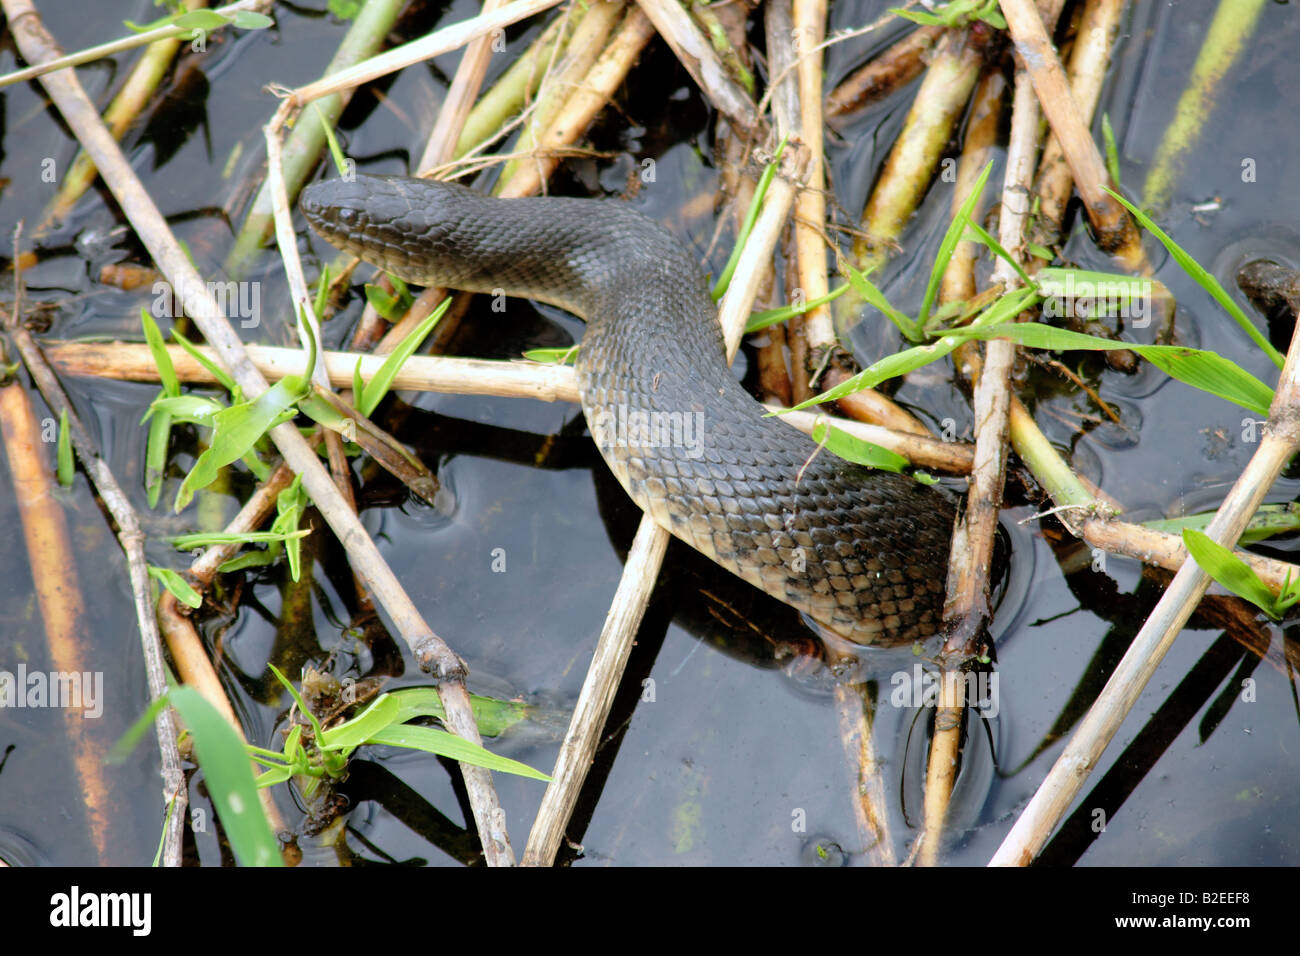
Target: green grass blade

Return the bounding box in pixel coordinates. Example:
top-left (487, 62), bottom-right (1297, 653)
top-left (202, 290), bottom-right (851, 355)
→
top-left (713, 136), bottom-right (787, 300)
top-left (1182, 529), bottom-right (1280, 618)
top-left (1106, 187), bottom-right (1284, 368)
top-left (745, 284), bottom-right (851, 334)
top-left (174, 376), bottom-right (305, 511)
top-left (56, 408), bottom-right (74, 487)
top-left (918, 160), bottom-right (993, 329)
top-left (811, 419), bottom-right (910, 472)
top-left (147, 565), bottom-right (201, 608)
top-left (840, 261), bottom-right (917, 341)
top-left (141, 308), bottom-right (180, 398)
top-left (365, 724), bottom-right (550, 781)
top-left (358, 296), bottom-right (452, 417)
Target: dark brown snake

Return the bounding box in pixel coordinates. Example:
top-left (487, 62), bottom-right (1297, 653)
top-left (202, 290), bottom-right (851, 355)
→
top-left (302, 174), bottom-right (956, 645)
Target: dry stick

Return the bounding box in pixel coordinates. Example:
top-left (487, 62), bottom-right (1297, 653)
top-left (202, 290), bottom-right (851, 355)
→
top-left (2, 312), bottom-right (186, 867)
top-left (496, 0), bottom-right (625, 192)
top-left (920, 66), bottom-right (1041, 869)
top-left (50, 338), bottom-right (1300, 594)
top-left (522, 152), bottom-right (804, 867)
top-left (497, 7), bottom-right (654, 200)
top-left (4, 0), bottom-right (517, 868)
top-left (0, 354), bottom-right (116, 864)
top-left (288, 0), bottom-right (563, 106)
top-left (417, 0), bottom-right (514, 173)
top-left (999, 0), bottom-right (1138, 264)
top-left (991, 316), bottom-right (1300, 867)
top-left (260, 95), bottom-right (516, 863)
top-left (633, 0), bottom-right (760, 133)
top-left (0, 0), bottom-right (269, 90)
top-left (825, 24), bottom-right (945, 121)
top-left (41, 0), bottom-right (210, 230)
top-left (1142, 0), bottom-right (1269, 212)
top-left (157, 466), bottom-right (296, 842)
top-left (1030, 0), bottom-right (1126, 252)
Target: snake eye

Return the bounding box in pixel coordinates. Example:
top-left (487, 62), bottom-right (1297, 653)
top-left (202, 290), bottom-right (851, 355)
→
top-left (337, 207), bottom-right (358, 227)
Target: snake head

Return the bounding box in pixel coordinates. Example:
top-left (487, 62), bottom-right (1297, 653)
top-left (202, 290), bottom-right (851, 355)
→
top-left (301, 174), bottom-right (482, 286)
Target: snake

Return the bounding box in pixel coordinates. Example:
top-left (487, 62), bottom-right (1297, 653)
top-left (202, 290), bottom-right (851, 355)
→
top-left (301, 174), bottom-right (957, 646)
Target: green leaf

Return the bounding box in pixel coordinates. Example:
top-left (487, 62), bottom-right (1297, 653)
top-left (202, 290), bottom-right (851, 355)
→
top-left (745, 284), bottom-right (850, 334)
top-left (314, 265), bottom-right (332, 322)
top-left (918, 160), bottom-right (993, 329)
top-left (172, 329), bottom-right (239, 397)
top-left (365, 724), bottom-right (550, 781)
top-left (275, 475), bottom-right (308, 582)
top-left (314, 104), bottom-right (349, 180)
top-left (364, 284), bottom-right (403, 322)
top-left (1102, 113), bottom-right (1121, 187)
top-left (318, 694), bottom-right (403, 752)
top-left (141, 309), bottom-right (180, 398)
top-left (1027, 243), bottom-right (1055, 261)
top-left (713, 135), bottom-right (786, 300)
top-left (328, 0), bottom-right (363, 18)
top-left (174, 377), bottom-right (305, 511)
top-left (56, 408), bottom-right (74, 488)
top-left (144, 394), bottom-right (224, 426)
top-left (957, 323), bottom-right (1275, 416)
top-left (840, 261), bottom-right (917, 341)
top-left (1145, 503), bottom-right (1300, 545)
top-left (174, 10), bottom-right (233, 32)
top-left (231, 11), bottom-right (275, 29)
top-left (1106, 187), bottom-right (1284, 368)
top-left (385, 686), bottom-right (528, 738)
top-left (160, 687), bottom-right (282, 865)
top-left (963, 218), bottom-right (1032, 290)
top-left (147, 564), bottom-right (202, 608)
top-left (1182, 529), bottom-right (1283, 619)
top-left (145, 409), bottom-right (171, 508)
top-left (811, 419), bottom-right (910, 473)
top-left (522, 345), bottom-right (581, 365)
top-left (169, 529), bottom-right (310, 549)
top-left (358, 296), bottom-right (452, 417)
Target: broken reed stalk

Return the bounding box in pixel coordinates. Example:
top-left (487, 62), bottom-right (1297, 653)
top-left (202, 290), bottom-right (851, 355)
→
top-left (496, 0), bottom-right (626, 190)
top-left (825, 23), bottom-right (944, 122)
top-left (417, 0), bottom-right (514, 173)
top-left (822, 26), bottom-right (986, 437)
top-left (1030, 0), bottom-right (1127, 252)
top-left (920, 61), bottom-right (1041, 868)
top-left (4, 298), bottom-right (185, 866)
top-left (5, 0), bottom-right (519, 867)
top-left (633, 0), bottom-right (760, 132)
top-left (521, 145), bottom-right (803, 867)
top-left (992, 308), bottom-right (1300, 866)
top-left (998, 0), bottom-right (1139, 264)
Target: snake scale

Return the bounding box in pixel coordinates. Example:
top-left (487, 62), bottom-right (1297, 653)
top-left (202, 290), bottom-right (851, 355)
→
top-left (302, 174), bottom-right (956, 645)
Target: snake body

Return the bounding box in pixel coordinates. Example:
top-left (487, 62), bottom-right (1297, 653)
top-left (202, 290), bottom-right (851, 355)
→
top-left (302, 174), bottom-right (955, 645)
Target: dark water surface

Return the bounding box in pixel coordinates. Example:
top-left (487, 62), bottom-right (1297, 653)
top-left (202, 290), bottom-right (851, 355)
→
top-left (0, 0), bottom-right (1297, 866)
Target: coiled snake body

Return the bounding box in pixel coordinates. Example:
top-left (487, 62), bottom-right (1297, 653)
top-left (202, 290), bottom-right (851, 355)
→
top-left (302, 174), bottom-right (955, 645)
